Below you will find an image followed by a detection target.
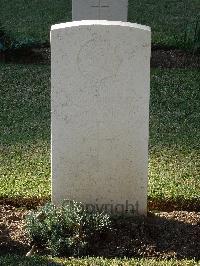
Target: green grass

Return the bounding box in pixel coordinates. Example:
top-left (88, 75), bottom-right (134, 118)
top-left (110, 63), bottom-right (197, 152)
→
top-left (129, 0), bottom-right (200, 48)
top-left (0, 64), bottom-right (51, 198)
top-left (0, 64), bottom-right (199, 201)
top-left (0, 0), bottom-right (199, 48)
top-left (149, 69), bottom-right (200, 200)
top-left (0, 256), bottom-right (199, 266)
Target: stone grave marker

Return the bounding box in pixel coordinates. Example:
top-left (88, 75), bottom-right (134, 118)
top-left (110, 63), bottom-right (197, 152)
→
top-left (51, 20), bottom-right (151, 215)
top-left (72, 0), bottom-right (128, 21)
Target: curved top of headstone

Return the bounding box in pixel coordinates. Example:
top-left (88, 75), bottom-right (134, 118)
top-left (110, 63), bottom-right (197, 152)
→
top-left (51, 20), bottom-right (151, 32)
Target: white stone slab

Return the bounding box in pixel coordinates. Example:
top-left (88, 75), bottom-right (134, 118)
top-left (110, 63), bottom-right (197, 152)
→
top-left (51, 21), bottom-right (151, 215)
top-left (72, 0), bottom-right (128, 21)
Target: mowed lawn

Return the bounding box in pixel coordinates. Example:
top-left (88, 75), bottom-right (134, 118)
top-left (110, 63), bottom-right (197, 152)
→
top-left (0, 0), bottom-right (199, 48)
top-left (0, 63), bottom-right (199, 202)
top-left (0, 256), bottom-right (200, 266)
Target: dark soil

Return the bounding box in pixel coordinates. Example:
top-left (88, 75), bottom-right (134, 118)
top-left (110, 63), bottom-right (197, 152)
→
top-left (0, 205), bottom-right (200, 260)
top-left (1, 196), bottom-right (200, 212)
top-left (102, 211), bottom-right (200, 259)
top-left (151, 49), bottom-right (200, 69)
top-left (0, 205), bottom-right (29, 255)
top-left (0, 47), bottom-right (199, 68)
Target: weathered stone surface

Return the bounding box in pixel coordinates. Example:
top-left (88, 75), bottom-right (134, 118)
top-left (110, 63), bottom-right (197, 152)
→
top-left (51, 21), bottom-right (151, 215)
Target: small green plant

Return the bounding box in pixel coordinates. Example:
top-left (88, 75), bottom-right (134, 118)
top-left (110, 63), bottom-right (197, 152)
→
top-left (26, 201), bottom-right (111, 257)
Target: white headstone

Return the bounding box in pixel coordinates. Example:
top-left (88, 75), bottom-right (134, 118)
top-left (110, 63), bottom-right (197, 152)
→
top-left (72, 0), bottom-right (128, 21)
top-left (51, 21), bottom-right (151, 215)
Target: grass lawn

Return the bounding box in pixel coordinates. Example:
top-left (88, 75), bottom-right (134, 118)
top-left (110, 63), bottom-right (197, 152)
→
top-left (0, 256), bottom-right (199, 266)
top-left (0, 64), bottom-right (50, 198)
top-left (0, 63), bottom-right (199, 202)
top-left (149, 69), bottom-right (200, 201)
top-left (0, 0), bottom-right (199, 48)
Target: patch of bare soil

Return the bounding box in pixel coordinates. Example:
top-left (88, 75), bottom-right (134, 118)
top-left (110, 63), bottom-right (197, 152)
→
top-left (151, 48), bottom-right (200, 69)
top-left (0, 196), bottom-right (50, 210)
top-left (0, 205), bottom-right (29, 255)
top-left (0, 205), bottom-right (200, 260)
top-left (148, 198), bottom-right (200, 212)
top-left (1, 196), bottom-right (199, 212)
top-left (103, 211), bottom-right (200, 259)
top-left (0, 47), bottom-right (199, 68)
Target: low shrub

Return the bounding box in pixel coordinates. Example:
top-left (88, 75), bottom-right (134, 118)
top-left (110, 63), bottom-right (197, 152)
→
top-left (26, 201), bottom-right (111, 257)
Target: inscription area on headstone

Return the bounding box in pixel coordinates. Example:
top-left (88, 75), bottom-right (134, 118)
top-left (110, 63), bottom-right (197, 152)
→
top-left (91, 0), bottom-right (110, 19)
top-left (72, 0), bottom-right (128, 22)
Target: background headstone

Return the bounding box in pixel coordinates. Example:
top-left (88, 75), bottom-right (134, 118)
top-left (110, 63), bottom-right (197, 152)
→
top-left (72, 0), bottom-right (128, 21)
top-left (51, 21), bottom-right (151, 215)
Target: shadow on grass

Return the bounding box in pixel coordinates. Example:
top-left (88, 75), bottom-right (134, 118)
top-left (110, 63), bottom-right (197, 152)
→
top-left (0, 254), bottom-right (63, 266)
